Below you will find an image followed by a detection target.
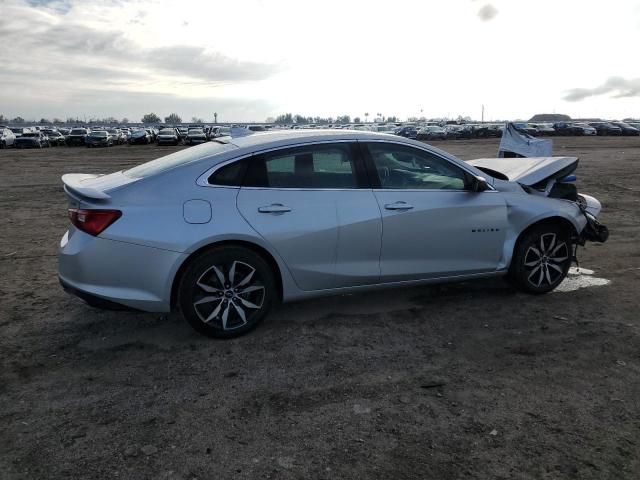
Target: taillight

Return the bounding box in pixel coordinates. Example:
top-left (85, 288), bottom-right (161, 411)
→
top-left (68, 209), bottom-right (121, 236)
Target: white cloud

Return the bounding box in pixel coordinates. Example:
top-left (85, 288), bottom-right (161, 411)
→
top-left (2, 0), bottom-right (640, 121)
top-left (477, 3), bottom-right (498, 21)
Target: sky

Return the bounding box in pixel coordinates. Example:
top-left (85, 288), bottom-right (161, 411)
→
top-left (2, 0), bottom-right (640, 123)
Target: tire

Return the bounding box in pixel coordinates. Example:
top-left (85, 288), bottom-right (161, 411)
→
top-left (178, 246), bottom-right (277, 338)
top-left (508, 223), bottom-right (572, 294)
top-left (0, 141), bottom-right (5, 149)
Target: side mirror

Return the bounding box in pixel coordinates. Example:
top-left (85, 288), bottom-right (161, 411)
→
top-left (470, 175), bottom-right (491, 192)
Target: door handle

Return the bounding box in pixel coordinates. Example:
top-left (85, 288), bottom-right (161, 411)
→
top-left (384, 201), bottom-right (414, 211)
top-left (258, 204), bottom-right (292, 213)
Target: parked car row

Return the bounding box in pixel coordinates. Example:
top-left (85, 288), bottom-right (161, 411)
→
top-left (517, 121), bottom-right (640, 136)
top-left (2, 118), bottom-right (640, 149)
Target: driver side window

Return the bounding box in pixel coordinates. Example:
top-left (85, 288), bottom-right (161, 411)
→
top-left (366, 143), bottom-right (467, 190)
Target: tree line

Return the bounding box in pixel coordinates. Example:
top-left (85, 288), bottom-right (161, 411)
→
top-left (270, 113), bottom-right (399, 125)
top-left (0, 113), bottom-right (206, 125)
top-left (1, 112), bottom-right (403, 126)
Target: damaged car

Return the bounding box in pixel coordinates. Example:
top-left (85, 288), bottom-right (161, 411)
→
top-left (58, 130), bottom-right (608, 339)
top-left (15, 131), bottom-right (50, 148)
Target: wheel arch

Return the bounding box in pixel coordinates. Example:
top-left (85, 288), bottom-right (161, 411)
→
top-left (170, 239), bottom-right (284, 310)
top-left (511, 215), bottom-right (578, 262)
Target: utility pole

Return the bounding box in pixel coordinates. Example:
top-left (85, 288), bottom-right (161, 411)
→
top-left (481, 105), bottom-right (484, 124)
top-left (214, 112), bottom-right (218, 124)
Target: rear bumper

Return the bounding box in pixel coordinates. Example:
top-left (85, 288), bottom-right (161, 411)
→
top-left (59, 278), bottom-right (141, 311)
top-left (58, 229), bottom-right (187, 312)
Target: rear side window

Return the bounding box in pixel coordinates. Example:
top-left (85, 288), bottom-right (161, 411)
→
top-left (208, 160), bottom-right (248, 186)
top-left (244, 143), bottom-right (361, 189)
top-left (125, 141), bottom-right (236, 179)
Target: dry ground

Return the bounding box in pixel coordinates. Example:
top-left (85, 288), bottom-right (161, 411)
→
top-left (1, 137), bottom-right (639, 479)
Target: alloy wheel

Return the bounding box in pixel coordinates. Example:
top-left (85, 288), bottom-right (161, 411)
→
top-left (523, 233), bottom-right (569, 287)
top-left (193, 260), bottom-right (265, 331)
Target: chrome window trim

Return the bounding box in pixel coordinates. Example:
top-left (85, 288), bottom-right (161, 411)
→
top-left (196, 139), bottom-right (360, 189)
top-left (196, 138), bottom-right (496, 192)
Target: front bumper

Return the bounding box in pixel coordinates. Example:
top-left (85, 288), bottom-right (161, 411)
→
top-left (58, 229), bottom-right (187, 312)
top-left (15, 141), bottom-right (39, 148)
top-left (579, 212), bottom-right (609, 244)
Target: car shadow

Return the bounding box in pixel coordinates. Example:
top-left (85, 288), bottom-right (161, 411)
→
top-left (65, 276), bottom-right (517, 351)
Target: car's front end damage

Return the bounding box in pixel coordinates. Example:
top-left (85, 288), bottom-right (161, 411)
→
top-left (468, 156), bottom-right (609, 259)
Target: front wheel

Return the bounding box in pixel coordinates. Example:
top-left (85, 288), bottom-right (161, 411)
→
top-left (508, 224), bottom-right (572, 294)
top-left (178, 247), bottom-right (277, 338)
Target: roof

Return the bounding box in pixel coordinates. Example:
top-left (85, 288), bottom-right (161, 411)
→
top-left (227, 129), bottom-right (400, 150)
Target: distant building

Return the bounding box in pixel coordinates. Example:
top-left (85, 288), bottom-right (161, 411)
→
top-left (528, 113), bottom-right (572, 122)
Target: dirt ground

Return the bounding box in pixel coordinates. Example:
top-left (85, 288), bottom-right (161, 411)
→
top-left (1, 136), bottom-right (639, 480)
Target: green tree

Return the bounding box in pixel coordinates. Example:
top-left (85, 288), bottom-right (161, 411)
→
top-left (0, 114), bottom-right (6, 124)
top-left (121, 118), bottom-right (129, 125)
top-left (336, 115), bottom-right (350, 124)
top-left (293, 114), bottom-right (308, 125)
top-left (191, 117), bottom-right (204, 124)
top-left (275, 113), bottom-right (293, 124)
top-left (141, 113), bottom-right (161, 124)
top-left (12, 117), bottom-right (25, 124)
top-left (353, 116), bottom-right (361, 123)
top-left (164, 113), bottom-right (182, 125)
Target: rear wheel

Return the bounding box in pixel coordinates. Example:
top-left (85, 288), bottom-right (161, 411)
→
top-left (178, 247), bottom-right (277, 338)
top-left (508, 224), bottom-right (572, 294)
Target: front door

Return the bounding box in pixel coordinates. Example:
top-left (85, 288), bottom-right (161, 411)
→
top-left (362, 141), bottom-right (507, 282)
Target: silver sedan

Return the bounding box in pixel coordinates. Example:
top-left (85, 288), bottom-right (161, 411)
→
top-left (58, 130), bottom-right (608, 338)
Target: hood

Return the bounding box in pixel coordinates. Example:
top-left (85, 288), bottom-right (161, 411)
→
top-left (467, 156), bottom-right (578, 188)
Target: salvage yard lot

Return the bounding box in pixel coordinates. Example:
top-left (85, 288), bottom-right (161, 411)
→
top-left (1, 137), bottom-right (639, 479)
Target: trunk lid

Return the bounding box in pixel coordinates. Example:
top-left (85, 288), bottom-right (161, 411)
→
top-left (467, 156), bottom-right (578, 188)
top-left (62, 171), bottom-right (138, 201)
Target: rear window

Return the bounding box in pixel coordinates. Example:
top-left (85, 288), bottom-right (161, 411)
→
top-left (124, 141), bottom-right (236, 179)
top-left (244, 143), bottom-right (359, 189)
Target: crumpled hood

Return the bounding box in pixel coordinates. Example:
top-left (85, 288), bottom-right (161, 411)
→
top-left (467, 156), bottom-right (578, 187)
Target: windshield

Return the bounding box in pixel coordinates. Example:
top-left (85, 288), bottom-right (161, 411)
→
top-left (159, 129), bottom-right (176, 135)
top-left (90, 132), bottom-right (108, 137)
top-left (189, 129), bottom-right (204, 134)
top-left (124, 141), bottom-right (236, 179)
top-left (70, 129), bottom-right (86, 134)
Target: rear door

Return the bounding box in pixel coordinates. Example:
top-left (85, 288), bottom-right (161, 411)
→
top-left (236, 142), bottom-right (382, 291)
top-left (362, 141), bottom-right (507, 282)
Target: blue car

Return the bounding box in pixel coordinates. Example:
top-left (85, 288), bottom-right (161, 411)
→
top-left (393, 126), bottom-right (418, 139)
